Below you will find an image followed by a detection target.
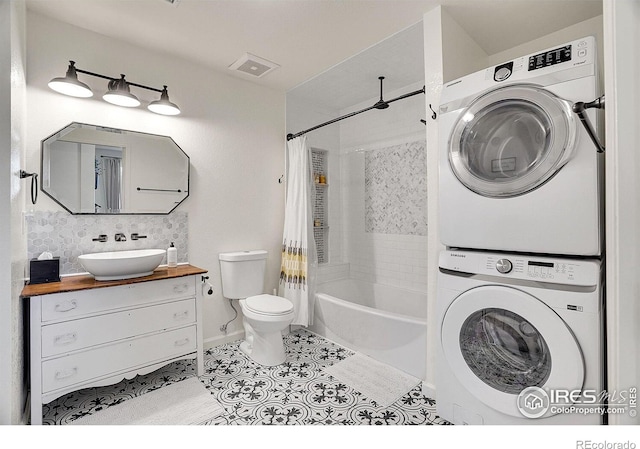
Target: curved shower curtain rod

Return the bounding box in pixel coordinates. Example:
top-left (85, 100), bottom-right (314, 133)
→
top-left (286, 76), bottom-right (426, 141)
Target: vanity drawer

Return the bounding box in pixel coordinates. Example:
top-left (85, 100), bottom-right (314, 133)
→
top-left (41, 299), bottom-right (196, 358)
top-left (40, 277), bottom-right (196, 322)
top-left (41, 325), bottom-right (196, 393)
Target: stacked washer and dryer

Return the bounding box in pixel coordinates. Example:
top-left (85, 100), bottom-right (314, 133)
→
top-left (436, 36), bottom-right (605, 425)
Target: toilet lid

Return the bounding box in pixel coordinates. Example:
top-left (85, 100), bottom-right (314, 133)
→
top-left (244, 294), bottom-right (294, 316)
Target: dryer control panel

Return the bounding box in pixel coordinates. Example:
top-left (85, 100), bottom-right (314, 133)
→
top-left (439, 250), bottom-right (600, 287)
top-left (528, 44), bottom-right (572, 71)
top-left (483, 37), bottom-right (593, 83)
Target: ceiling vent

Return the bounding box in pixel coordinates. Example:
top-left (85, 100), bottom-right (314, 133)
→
top-left (228, 53), bottom-right (280, 78)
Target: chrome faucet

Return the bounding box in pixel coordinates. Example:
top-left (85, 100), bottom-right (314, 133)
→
top-left (92, 234), bottom-right (107, 242)
top-left (115, 233), bottom-right (127, 242)
top-left (131, 233), bottom-right (147, 241)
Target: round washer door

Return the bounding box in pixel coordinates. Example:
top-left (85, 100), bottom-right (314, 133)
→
top-left (448, 84), bottom-right (577, 197)
top-left (441, 285), bottom-right (585, 418)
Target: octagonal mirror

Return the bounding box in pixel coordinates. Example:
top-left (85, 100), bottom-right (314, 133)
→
top-left (41, 122), bottom-right (189, 214)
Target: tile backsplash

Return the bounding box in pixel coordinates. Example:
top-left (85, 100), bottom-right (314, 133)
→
top-left (26, 211), bottom-right (188, 276)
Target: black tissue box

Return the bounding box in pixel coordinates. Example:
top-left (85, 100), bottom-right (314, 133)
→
top-left (29, 257), bottom-right (60, 284)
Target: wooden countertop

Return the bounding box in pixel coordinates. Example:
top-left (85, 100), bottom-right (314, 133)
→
top-left (20, 264), bottom-right (208, 298)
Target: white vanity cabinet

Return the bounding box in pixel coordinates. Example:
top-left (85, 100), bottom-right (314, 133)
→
top-left (23, 265), bottom-right (207, 425)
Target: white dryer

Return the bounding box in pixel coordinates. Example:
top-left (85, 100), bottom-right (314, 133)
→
top-left (438, 36), bottom-right (603, 256)
top-left (436, 250), bottom-right (603, 425)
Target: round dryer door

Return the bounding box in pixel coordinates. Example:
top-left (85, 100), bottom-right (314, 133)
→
top-left (441, 285), bottom-right (585, 418)
top-left (448, 85), bottom-right (577, 197)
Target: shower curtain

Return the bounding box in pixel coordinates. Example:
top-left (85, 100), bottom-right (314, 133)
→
top-left (279, 136), bottom-right (317, 326)
top-left (102, 157), bottom-right (122, 213)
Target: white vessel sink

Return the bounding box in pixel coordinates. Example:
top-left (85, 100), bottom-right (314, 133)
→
top-left (78, 249), bottom-right (166, 281)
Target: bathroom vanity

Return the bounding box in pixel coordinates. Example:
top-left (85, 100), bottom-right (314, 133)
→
top-left (21, 264), bottom-right (207, 425)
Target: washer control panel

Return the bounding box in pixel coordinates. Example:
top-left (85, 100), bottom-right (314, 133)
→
top-left (440, 250), bottom-right (599, 287)
top-left (495, 258), bottom-right (513, 274)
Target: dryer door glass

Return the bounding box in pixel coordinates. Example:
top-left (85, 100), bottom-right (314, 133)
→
top-left (459, 308), bottom-right (551, 394)
top-left (449, 85), bottom-right (576, 197)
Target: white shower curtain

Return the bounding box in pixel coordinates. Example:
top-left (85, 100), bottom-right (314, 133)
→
top-left (279, 136), bottom-right (317, 326)
top-left (103, 157), bottom-right (122, 213)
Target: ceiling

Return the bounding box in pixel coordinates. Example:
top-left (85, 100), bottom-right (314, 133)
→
top-left (289, 21), bottom-right (426, 111)
top-left (26, 0), bottom-right (603, 109)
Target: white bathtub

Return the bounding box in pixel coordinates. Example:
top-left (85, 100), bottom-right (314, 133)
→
top-left (309, 278), bottom-right (427, 379)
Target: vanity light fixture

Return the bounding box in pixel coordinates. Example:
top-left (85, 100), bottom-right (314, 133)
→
top-left (47, 61), bottom-right (93, 98)
top-left (48, 61), bottom-right (181, 116)
top-left (148, 86), bottom-right (181, 116)
top-left (103, 74), bottom-right (141, 108)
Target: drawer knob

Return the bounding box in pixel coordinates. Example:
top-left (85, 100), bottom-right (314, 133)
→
top-left (54, 332), bottom-right (78, 346)
top-left (174, 337), bottom-right (190, 347)
top-left (173, 311), bottom-right (189, 321)
top-left (54, 367), bottom-right (78, 380)
top-left (54, 300), bottom-right (77, 313)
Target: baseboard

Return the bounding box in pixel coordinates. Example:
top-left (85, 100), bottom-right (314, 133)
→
top-left (203, 330), bottom-right (244, 349)
top-left (422, 381), bottom-right (436, 400)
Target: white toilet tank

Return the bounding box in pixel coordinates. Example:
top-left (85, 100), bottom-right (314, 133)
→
top-left (219, 250), bottom-right (268, 299)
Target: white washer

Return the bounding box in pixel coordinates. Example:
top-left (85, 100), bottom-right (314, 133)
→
top-left (438, 36), bottom-right (603, 256)
top-left (436, 249), bottom-right (603, 425)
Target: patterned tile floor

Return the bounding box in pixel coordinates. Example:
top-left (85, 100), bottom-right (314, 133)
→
top-left (42, 329), bottom-right (450, 425)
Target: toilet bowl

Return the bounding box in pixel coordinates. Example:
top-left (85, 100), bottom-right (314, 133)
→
top-left (238, 294), bottom-right (295, 366)
top-left (218, 250), bottom-right (295, 366)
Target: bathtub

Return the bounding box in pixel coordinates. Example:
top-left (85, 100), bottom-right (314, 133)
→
top-left (309, 278), bottom-right (427, 379)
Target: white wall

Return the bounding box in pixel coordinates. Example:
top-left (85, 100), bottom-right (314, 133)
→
top-left (603, 0), bottom-right (640, 426)
top-left (422, 5), bottom-right (445, 395)
top-left (440, 7), bottom-right (488, 83)
top-left (1, 0), bottom-right (13, 425)
top-left (286, 94), bottom-right (341, 151)
top-left (25, 12), bottom-right (286, 348)
top-left (0, 0), bottom-right (27, 425)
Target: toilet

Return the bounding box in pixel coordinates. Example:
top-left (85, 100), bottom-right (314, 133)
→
top-left (218, 250), bottom-right (294, 366)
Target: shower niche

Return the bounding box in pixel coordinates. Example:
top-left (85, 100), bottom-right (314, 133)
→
top-left (312, 148), bottom-right (328, 264)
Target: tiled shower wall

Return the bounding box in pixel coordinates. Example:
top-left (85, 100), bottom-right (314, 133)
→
top-left (364, 140), bottom-right (427, 236)
top-left (339, 80), bottom-right (428, 293)
top-left (342, 139), bottom-right (428, 293)
top-left (26, 211), bottom-right (188, 276)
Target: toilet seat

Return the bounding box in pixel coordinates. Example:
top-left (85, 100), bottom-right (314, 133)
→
top-left (244, 294), bottom-right (293, 316)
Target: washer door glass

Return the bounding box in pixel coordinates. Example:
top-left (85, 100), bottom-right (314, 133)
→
top-left (449, 85), bottom-right (576, 197)
top-left (441, 285), bottom-right (585, 417)
top-left (460, 308), bottom-right (551, 395)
